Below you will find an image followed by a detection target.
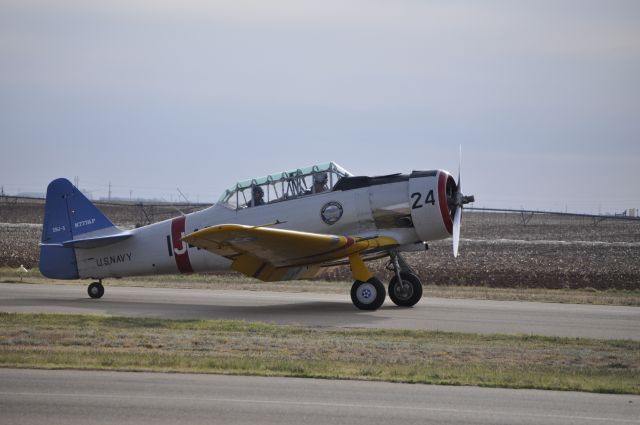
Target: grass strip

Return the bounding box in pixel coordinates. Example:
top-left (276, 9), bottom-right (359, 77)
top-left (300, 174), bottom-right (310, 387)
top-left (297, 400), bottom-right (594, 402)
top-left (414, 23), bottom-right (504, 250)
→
top-left (1, 312), bottom-right (638, 394)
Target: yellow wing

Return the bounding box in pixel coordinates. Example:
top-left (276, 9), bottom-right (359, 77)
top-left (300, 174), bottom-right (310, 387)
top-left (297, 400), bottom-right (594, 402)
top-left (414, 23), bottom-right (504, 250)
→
top-left (182, 224), bottom-right (397, 281)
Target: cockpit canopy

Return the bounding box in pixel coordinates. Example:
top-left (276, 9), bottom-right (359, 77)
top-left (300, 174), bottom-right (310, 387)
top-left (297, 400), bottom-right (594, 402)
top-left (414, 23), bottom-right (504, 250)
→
top-left (218, 162), bottom-right (352, 210)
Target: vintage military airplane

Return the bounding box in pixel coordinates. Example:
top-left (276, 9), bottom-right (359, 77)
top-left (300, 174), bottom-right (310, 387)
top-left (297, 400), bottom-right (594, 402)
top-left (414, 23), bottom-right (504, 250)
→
top-left (39, 162), bottom-right (474, 310)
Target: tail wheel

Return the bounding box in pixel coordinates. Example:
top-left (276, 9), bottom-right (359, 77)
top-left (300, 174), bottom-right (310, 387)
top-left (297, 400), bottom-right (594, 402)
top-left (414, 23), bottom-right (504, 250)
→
top-left (388, 272), bottom-right (422, 307)
top-left (351, 278), bottom-right (386, 310)
top-left (87, 282), bottom-right (104, 299)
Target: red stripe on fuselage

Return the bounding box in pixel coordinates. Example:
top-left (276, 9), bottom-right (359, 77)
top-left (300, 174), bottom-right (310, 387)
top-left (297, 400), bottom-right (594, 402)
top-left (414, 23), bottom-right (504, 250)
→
top-left (171, 216), bottom-right (194, 273)
top-left (438, 172), bottom-right (453, 235)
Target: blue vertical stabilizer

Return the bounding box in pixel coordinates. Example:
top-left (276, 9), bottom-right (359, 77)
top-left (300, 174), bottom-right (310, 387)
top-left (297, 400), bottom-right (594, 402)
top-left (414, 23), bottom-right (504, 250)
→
top-left (40, 178), bottom-right (117, 279)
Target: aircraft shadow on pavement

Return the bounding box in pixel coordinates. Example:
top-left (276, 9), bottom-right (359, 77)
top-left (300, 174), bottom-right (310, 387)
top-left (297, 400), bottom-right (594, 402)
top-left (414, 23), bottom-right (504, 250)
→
top-left (2, 297), bottom-right (393, 326)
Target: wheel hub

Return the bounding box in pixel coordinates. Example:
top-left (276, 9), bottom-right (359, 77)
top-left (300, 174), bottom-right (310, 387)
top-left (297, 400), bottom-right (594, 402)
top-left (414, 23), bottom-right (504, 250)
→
top-left (394, 281), bottom-right (413, 300)
top-left (356, 283), bottom-right (377, 304)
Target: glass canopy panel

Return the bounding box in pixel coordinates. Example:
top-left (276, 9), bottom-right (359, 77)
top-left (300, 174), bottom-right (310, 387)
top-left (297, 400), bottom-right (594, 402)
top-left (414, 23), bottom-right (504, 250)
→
top-left (218, 162), bottom-right (352, 209)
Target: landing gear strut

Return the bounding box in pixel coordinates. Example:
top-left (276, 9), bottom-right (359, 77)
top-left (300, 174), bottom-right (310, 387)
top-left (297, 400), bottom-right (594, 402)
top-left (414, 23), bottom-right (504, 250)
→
top-left (87, 280), bottom-right (104, 299)
top-left (347, 252), bottom-right (424, 310)
top-left (387, 252), bottom-right (423, 307)
top-left (349, 254), bottom-right (386, 311)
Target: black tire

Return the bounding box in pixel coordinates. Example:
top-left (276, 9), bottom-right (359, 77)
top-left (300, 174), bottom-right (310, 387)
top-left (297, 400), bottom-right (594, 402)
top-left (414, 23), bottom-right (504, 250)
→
top-left (388, 272), bottom-right (422, 307)
top-left (350, 277), bottom-right (386, 310)
top-left (87, 282), bottom-right (104, 299)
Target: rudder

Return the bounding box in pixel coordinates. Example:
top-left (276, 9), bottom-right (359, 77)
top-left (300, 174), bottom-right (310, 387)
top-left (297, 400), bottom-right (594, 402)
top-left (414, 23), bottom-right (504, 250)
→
top-left (39, 178), bottom-right (116, 279)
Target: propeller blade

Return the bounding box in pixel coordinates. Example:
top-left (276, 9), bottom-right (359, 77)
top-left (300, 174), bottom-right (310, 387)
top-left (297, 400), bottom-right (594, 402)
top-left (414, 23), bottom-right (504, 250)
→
top-left (457, 145), bottom-right (462, 193)
top-left (453, 206), bottom-right (462, 257)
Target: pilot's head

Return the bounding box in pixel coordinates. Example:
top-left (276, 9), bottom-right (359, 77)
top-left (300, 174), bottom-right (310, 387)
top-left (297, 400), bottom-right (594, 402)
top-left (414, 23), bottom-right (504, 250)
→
top-left (314, 173), bottom-right (328, 186)
top-left (252, 185), bottom-right (264, 199)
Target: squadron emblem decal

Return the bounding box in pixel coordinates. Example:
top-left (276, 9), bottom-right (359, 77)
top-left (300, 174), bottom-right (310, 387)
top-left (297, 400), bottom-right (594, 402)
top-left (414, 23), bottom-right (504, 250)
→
top-left (320, 201), bottom-right (343, 225)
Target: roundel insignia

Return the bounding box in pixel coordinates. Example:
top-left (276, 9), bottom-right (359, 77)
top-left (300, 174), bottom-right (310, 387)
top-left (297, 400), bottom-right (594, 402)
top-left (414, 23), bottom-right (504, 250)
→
top-left (321, 201), bottom-right (343, 225)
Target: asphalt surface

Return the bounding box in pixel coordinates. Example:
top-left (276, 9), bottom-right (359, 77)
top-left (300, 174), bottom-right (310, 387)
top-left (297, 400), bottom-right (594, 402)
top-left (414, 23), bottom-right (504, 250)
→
top-left (1, 283), bottom-right (639, 339)
top-left (1, 369), bottom-right (638, 425)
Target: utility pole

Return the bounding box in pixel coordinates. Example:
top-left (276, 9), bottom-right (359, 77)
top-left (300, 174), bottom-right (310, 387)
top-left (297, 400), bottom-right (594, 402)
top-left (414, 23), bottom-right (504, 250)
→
top-left (176, 188), bottom-right (190, 204)
top-left (108, 182), bottom-right (112, 201)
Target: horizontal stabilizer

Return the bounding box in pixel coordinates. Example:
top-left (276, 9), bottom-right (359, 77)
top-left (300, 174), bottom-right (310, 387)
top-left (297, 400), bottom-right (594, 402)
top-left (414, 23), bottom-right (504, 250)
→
top-left (60, 231), bottom-right (133, 249)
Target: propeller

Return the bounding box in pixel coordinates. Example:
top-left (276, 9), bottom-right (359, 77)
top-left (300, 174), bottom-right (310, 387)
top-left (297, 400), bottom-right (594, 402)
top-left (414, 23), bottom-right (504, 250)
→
top-left (451, 146), bottom-right (474, 257)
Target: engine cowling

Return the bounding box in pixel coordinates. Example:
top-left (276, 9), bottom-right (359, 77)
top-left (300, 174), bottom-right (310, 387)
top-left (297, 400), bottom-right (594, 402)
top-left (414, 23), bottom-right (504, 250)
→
top-left (408, 170), bottom-right (456, 242)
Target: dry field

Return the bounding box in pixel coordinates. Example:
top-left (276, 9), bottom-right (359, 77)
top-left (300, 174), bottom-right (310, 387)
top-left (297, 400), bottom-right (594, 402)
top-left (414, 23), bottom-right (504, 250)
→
top-left (1, 197), bottom-right (639, 290)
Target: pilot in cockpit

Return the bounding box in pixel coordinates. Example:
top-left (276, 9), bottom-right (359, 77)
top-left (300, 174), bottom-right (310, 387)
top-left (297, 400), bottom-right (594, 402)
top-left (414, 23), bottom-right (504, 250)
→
top-left (249, 185), bottom-right (265, 207)
top-left (313, 173), bottom-right (328, 193)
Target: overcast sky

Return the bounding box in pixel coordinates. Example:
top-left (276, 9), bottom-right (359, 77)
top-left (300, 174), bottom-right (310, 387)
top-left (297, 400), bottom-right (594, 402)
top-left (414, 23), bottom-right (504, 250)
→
top-left (1, 0), bottom-right (639, 213)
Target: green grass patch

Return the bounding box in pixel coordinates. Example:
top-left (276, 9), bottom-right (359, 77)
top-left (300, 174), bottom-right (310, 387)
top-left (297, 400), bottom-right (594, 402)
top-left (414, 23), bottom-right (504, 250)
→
top-left (1, 312), bottom-right (638, 394)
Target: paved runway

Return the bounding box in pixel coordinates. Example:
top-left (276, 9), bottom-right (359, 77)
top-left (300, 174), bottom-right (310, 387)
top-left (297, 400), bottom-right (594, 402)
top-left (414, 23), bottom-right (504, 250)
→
top-left (1, 283), bottom-right (638, 339)
top-left (1, 369), bottom-right (638, 425)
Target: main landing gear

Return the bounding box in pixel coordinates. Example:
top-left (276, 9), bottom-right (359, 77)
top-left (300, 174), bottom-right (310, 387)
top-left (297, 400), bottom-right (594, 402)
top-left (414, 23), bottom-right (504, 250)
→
top-left (87, 280), bottom-right (104, 299)
top-left (387, 253), bottom-right (423, 307)
top-left (349, 251), bottom-right (423, 311)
